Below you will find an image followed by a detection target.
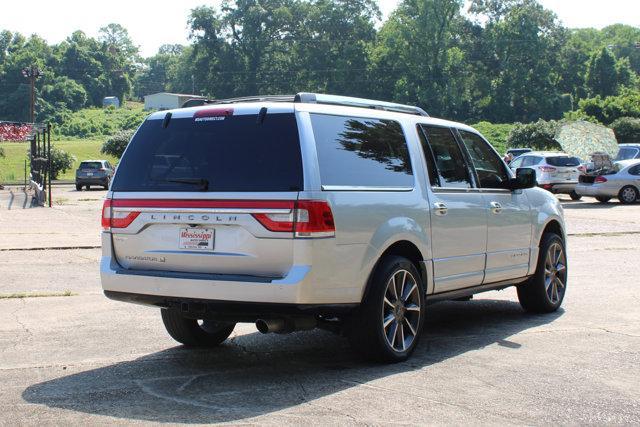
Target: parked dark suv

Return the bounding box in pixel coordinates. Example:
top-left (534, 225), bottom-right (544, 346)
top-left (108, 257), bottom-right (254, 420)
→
top-left (75, 160), bottom-right (114, 190)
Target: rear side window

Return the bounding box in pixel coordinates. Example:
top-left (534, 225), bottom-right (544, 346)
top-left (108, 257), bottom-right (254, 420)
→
top-left (546, 156), bottom-right (581, 167)
top-left (521, 156), bottom-right (542, 167)
top-left (616, 147), bottom-right (640, 161)
top-left (628, 165), bottom-right (640, 176)
top-left (311, 114), bottom-right (413, 188)
top-left (420, 125), bottom-right (472, 189)
top-left (79, 162), bottom-right (102, 169)
top-left (111, 113), bottom-right (303, 192)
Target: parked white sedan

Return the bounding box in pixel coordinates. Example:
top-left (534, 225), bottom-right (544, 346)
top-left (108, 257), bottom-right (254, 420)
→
top-left (575, 160), bottom-right (640, 204)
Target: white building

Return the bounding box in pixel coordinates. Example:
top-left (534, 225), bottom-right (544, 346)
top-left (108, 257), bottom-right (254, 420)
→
top-left (143, 93), bottom-right (205, 110)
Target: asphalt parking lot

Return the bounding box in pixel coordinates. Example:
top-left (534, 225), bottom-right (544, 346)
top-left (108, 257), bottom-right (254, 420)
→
top-left (1, 185), bottom-right (639, 425)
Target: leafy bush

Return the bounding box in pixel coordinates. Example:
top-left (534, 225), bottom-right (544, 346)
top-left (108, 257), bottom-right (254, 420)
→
top-left (610, 117), bottom-right (640, 144)
top-left (469, 122), bottom-right (514, 154)
top-left (575, 90), bottom-right (640, 125)
top-left (506, 120), bottom-right (562, 151)
top-left (50, 146), bottom-right (76, 180)
top-left (55, 105), bottom-right (148, 139)
top-left (101, 129), bottom-right (135, 159)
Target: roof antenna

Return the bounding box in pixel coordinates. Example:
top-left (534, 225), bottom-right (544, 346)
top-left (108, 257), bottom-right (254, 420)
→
top-left (257, 107), bottom-right (267, 124)
top-left (162, 112), bottom-right (172, 129)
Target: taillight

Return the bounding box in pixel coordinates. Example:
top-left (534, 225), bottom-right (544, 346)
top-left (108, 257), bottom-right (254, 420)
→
top-left (578, 165), bottom-right (586, 173)
top-left (595, 176), bottom-right (608, 183)
top-left (539, 166), bottom-right (557, 173)
top-left (101, 199), bottom-right (140, 231)
top-left (252, 200), bottom-right (335, 238)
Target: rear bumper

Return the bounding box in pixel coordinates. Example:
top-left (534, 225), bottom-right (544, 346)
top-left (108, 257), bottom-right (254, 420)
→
top-left (76, 177), bottom-right (109, 186)
top-left (104, 290), bottom-right (358, 320)
top-left (575, 183), bottom-right (618, 197)
top-left (538, 182), bottom-right (577, 194)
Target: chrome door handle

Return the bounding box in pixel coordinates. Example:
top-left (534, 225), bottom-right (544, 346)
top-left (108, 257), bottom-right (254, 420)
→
top-left (434, 202), bottom-right (448, 216)
top-left (490, 201), bottom-right (503, 214)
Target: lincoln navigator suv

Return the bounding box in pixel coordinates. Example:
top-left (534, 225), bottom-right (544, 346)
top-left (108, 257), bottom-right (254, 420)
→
top-left (100, 93), bottom-right (568, 362)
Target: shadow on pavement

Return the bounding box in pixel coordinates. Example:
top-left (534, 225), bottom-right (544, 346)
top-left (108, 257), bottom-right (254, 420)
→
top-left (23, 299), bottom-right (563, 423)
top-left (560, 201), bottom-right (621, 210)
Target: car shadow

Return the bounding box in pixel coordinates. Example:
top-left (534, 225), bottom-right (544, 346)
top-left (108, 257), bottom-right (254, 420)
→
top-left (22, 299), bottom-right (564, 423)
top-left (560, 201), bottom-right (621, 210)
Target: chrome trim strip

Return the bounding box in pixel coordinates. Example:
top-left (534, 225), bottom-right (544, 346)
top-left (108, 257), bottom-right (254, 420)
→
top-left (112, 207), bottom-right (292, 214)
top-left (321, 185), bottom-right (414, 192)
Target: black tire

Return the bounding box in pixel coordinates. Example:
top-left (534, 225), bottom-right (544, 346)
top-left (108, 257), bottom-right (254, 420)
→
top-left (75, 184), bottom-right (82, 191)
top-left (85, 185), bottom-right (90, 190)
top-left (517, 233), bottom-right (567, 313)
top-left (160, 309), bottom-right (236, 347)
top-left (569, 191), bottom-right (582, 201)
top-left (347, 256), bottom-right (426, 363)
top-left (595, 196), bottom-right (611, 203)
top-left (618, 186), bottom-right (639, 204)
top-left (103, 178), bottom-right (110, 190)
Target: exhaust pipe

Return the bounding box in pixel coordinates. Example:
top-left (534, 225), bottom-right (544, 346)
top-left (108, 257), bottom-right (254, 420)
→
top-left (255, 317), bottom-right (317, 334)
top-left (256, 319), bottom-right (286, 334)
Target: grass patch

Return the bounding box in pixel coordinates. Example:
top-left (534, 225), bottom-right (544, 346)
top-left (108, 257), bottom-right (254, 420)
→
top-left (0, 290), bottom-right (76, 299)
top-left (0, 138), bottom-right (118, 182)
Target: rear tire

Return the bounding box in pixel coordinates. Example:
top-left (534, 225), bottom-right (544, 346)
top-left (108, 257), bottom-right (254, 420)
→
top-left (569, 191), bottom-right (582, 201)
top-left (618, 186), bottom-right (639, 204)
top-left (161, 309), bottom-right (236, 347)
top-left (595, 196), bottom-right (611, 203)
top-left (347, 256), bottom-right (426, 363)
top-left (517, 233), bottom-right (567, 313)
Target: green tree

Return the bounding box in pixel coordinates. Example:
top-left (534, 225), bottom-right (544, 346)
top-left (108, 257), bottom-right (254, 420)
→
top-left (610, 117), bottom-right (640, 145)
top-left (585, 48), bottom-right (620, 98)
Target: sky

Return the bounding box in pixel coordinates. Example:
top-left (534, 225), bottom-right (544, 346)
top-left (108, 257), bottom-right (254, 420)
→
top-left (0, 0), bottom-right (638, 57)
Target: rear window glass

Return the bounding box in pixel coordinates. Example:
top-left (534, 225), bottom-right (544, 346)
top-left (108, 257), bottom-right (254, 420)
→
top-left (111, 113), bottom-right (303, 192)
top-left (616, 147), bottom-right (640, 161)
top-left (546, 156), bottom-right (581, 167)
top-left (79, 162), bottom-right (102, 169)
top-left (311, 114), bottom-right (413, 188)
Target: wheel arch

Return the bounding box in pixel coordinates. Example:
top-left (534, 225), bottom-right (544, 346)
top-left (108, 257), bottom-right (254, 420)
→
top-left (360, 239), bottom-right (429, 303)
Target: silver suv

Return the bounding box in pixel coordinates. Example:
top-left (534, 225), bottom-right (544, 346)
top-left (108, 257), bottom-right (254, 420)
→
top-left (101, 93), bottom-right (567, 362)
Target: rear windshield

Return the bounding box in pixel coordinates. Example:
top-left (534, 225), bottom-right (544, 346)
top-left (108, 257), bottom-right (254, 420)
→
top-left (111, 113), bottom-right (303, 192)
top-left (616, 147), bottom-right (640, 161)
top-left (546, 156), bottom-right (581, 167)
top-left (79, 162), bottom-right (102, 169)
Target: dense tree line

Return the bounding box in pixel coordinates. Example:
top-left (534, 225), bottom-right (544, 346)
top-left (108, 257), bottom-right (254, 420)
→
top-left (0, 0), bottom-right (638, 126)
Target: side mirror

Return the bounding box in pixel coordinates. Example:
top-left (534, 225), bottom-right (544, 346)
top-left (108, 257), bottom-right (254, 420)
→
top-left (509, 168), bottom-right (536, 190)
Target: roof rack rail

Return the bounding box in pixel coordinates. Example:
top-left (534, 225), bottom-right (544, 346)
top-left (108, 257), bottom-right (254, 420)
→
top-left (181, 93), bottom-right (428, 116)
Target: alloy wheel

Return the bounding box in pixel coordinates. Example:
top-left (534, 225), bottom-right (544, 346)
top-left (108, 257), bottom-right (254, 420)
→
top-left (621, 187), bottom-right (637, 203)
top-left (544, 242), bottom-right (566, 304)
top-left (382, 269), bottom-right (421, 352)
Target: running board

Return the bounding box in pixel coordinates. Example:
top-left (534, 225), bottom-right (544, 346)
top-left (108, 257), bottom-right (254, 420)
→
top-left (427, 276), bottom-right (531, 303)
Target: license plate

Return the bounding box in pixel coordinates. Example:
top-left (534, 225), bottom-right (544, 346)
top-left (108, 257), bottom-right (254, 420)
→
top-left (179, 228), bottom-right (214, 251)
top-left (86, 172), bottom-right (94, 176)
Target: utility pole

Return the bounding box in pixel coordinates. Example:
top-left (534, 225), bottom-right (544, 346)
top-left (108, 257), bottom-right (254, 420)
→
top-left (21, 66), bottom-right (43, 123)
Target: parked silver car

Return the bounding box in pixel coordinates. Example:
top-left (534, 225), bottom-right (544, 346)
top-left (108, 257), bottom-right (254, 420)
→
top-left (100, 93), bottom-right (567, 362)
top-left (508, 152), bottom-right (585, 200)
top-left (576, 159), bottom-right (640, 204)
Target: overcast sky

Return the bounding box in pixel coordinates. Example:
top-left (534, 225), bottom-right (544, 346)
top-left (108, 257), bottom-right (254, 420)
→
top-left (0, 0), bottom-right (638, 57)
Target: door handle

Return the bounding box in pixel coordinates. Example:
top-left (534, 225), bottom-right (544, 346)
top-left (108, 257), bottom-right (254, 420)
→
top-left (434, 202), bottom-right (448, 216)
top-left (490, 201), bottom-right (503, 214)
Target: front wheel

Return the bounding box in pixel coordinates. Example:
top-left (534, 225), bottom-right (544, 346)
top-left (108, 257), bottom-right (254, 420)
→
top-left (75, 184), bottom-right (82, 191)
top-left (161, 309), bottom-right (235, 347)
top-left (619, 186), bottom-right (639, 204)
top-left (347, 256), bottom-right (426, 363)
top-left (569, 191), bottom-right (582, 201)
top-left (517, 233), bottom-right (567, 313)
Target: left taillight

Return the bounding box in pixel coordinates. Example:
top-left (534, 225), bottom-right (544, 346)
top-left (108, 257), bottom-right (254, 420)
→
top-left (252, 200), bottom-right (335, 238)
top-left (101, 199), bottom-right (140, 231)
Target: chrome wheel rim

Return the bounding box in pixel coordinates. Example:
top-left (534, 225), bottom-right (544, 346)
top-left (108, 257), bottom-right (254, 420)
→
top-left (544, 243), bottom-right (566, 305)
top-left (382, 269), bottom-right (421, 353)
top-left (622, 187), bottom-right (636, 202)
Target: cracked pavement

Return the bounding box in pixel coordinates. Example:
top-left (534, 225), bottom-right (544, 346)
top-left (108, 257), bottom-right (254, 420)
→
top-left (0, 186), bottom-right (639, 425)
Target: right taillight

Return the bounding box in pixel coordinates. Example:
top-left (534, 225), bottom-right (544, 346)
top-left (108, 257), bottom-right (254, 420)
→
top-left (595, 176), bottom-right (608, 183)
top-left (252, 200), bottom-right (335, 238)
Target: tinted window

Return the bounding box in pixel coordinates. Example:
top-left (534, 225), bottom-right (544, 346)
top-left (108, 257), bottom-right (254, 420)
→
top-left (421, 126), bottom-right (472, 189)
top-left (546, 156), bottom-right (581, 167)
top-left (521, 156), bottom-right (541, 167)
top-left (459, 130), bottom-right (510, 188)
top-left (417, 126), bottom-right (440, 186)
top-left (616, 147), bottom-right (640, 161)
top-left (79, 162), bottom-right (102, 170)
top-left (111, 113), bottom-right (303, 192)
top-left (628, 165), bottom-right (640, 176)
top-left (311, 114), bottom-right (413, 187)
